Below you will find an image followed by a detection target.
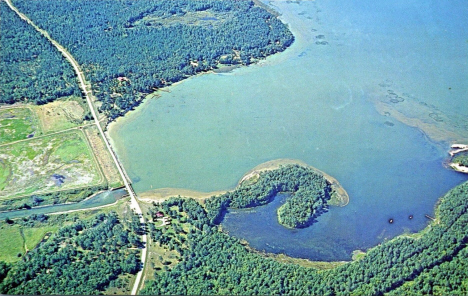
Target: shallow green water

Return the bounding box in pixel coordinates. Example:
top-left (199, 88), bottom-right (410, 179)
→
top-left (109, 0), bottom-right (467, 260)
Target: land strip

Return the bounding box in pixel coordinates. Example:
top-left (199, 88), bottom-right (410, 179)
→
top-left (3, 1), bottom-right (147, 294)
top-left (239, 159), bottom-right (349, 206)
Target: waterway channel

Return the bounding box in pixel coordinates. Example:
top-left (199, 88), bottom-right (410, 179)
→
top-left (0, 189), bottom-right (127, 220)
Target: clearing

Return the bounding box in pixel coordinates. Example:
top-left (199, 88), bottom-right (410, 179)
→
top-left (0, 107), bottom-right (41, 145)
top-left (83, 125), bottom-right (123, 188)
top-left (34, 97), bottom-right (86, 133)
top-left (0, 129), bottom-right (103, 198)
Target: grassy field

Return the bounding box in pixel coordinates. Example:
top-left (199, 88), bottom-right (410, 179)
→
top-left (23, 226), bottom-right (60, 251)
top-left (0, 225), bottom-right (24, 263)
top-left (84, 125), bottom-right (123, 188)
top-left (0, 129), bottom-right (103, 198)
top-left (0, 107), bottom-right (41, 145)
top-left (34, 97), bottom-right (87, 133)
top-left (0, 223), bottom-right (58, 263)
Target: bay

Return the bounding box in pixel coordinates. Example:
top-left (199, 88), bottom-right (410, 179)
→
top-left (109, 0), bottom-right (468, 260)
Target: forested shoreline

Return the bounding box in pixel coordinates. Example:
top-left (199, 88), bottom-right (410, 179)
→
top-left (1, 174), bottom-right (467, 295)
top-left (2, 0), bottom-right (468, 294)
top-left (205, 165), bottom-right (335, 228)
top-left (10, 0), bottom-right (294, 120)
top-left (142, 180), bottom-right (468, 295)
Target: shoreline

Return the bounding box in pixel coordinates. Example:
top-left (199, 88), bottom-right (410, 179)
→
top-left (230, 235), bottom-right (348, 270)
top-left (448, 144), bottom-right (468, 174)
top-left (138, 158), bottom-right (350, 207)
top-left (238, 159), bottom-right (350, 207)
top-left (137, 187), bottom-right (228, 204)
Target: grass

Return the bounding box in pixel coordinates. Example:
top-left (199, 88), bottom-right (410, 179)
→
top-left (83, 125), bottom-right (123, 188)
top-left (352, 250), bottom-right (366, 261)
top-left (0, 129), bottom-right (103, 199)
top-left (452, 151), bottom-right (468, 167)
top-left (34, 97), bottom-right (86, 133)
top-left (0, 107), bottom-right (41, 145)
top-left (0, 225), bottom-right (24, 263)
top-left (0, 225), bottom-right (59, 263)
top-left (23, 226), bottom-right (60, 251)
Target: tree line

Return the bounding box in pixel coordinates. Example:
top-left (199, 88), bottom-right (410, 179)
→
top-left (11, 0), bottom-right (294, 120)
top-left (0, 212), bottom-right (142, 295)
top-left (140, 180), bottom-right (468, 295)
top-left (1, 176), bottom-right (467, 295)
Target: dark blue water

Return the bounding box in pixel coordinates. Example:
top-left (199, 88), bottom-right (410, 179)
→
top-left (0, 189), bottom-right (127, 220)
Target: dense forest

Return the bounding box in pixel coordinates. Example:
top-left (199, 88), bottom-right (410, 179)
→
top-left (11, 0), bottom-right (294, 120)
top-left (205, 165), bottom-right (333, 228)
top-left (0, 211), bottom-right (142, 295)
top-left (0, 2), bottom-right (80, 105)
top-left (140, 180), bottom-right (468, 295)
top-left (0, 178), bottom-right (466, 295)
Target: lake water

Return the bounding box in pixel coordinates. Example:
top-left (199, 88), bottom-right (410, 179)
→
top-left (109, 0), bottom-right (468, 260)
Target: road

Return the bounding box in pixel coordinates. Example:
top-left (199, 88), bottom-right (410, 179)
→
top-left (3, 0), bottom-right (147, 294)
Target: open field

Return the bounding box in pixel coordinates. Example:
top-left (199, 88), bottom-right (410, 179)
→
top-left (0, 197), bottom-right (129, 263)
top-left (84, 125), bottom-right (123, 188)
top-left (34, 97), bottom-right (87, 133)
top-left (0, 107), bottom-right (41, 145)
top-left (0, 223), bottom-right (58, 263)
top-left (0, 226), bottom-right (24, 263)
top-left (0, 129), bottom-right (103, 198)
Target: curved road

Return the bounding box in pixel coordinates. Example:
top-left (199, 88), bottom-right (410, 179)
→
top-left (3, 0), bottom-right (147, 294)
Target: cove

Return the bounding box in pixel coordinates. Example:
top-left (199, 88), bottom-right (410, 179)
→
top-left (109, 0), bottom-right (468, 260)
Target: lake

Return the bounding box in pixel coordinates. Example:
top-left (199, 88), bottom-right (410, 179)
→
top-left (109, 0), bottom-right (468, 260)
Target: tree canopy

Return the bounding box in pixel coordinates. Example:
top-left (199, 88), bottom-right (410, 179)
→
top-left (11, 0), bottom-right (294, 120)
top-left (141, 180), bottom-right (468, 295)
top-left (0, 2), bottom-right (80, 105)
top-left (0, 212), bottom-right (142, 295)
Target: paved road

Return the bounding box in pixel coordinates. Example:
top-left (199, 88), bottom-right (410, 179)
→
top-left (3, 1), bottom-right (148, 294)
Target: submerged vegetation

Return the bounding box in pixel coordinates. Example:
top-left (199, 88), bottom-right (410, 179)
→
top-left (1, 179), bottom-right (467, 295)
top-left (12, 0), bottom-right (294, 120)
top-left (2, 0), bottom-right (467, 294)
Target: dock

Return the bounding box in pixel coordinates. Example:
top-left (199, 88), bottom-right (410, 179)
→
top-left (425, 214), bottom-right (436, 221)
